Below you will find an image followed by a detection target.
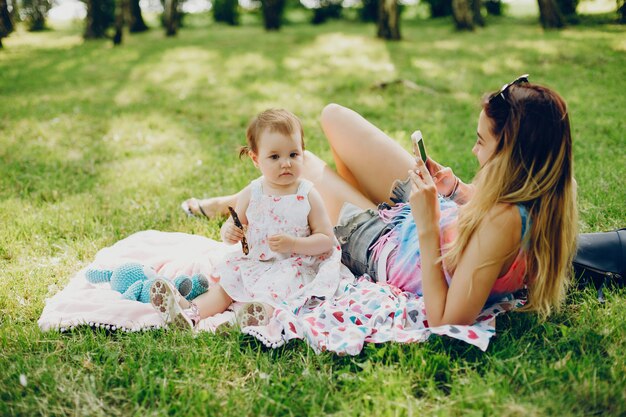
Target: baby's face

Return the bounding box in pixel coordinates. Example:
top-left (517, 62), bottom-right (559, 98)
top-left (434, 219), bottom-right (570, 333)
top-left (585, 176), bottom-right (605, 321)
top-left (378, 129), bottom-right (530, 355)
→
top-left (252, 129), bottom-right (304, 189)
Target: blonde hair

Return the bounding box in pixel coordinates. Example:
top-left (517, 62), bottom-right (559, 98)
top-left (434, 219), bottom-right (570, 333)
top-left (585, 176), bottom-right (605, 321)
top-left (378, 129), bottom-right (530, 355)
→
top-left (239, 108), bottom-right (305, 158)
top-left (442, 84), bottom-right (578, 318)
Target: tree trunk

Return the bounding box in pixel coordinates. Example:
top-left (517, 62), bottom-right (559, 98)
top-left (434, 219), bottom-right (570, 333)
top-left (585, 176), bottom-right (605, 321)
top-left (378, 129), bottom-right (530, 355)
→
top-left (7, 0), bottom-right (18, 22)
top-left (537, 0), bottom-right (565, 28)
top-left (0, 0), bottom-right (13, 37)
top-left (27, 0), bottom-right (48, 31)
top-left (260, 0), bottom-right (286, 30)
top-left (617, 0), bottom-right (625, 23)
top-left (377, 0), bottom-right (400, 40)
top-left (84, 0), bottom-right (115, 39)
top-left (113, 0), bottom-right (124, 45)
top-left (164, 0), bottom-right (179, 36)
top-left (452, 0), bottom-right (474, 30)
top-left (472, 0), bottom-right (485, 26)
top-left (127, 0), bottom-right (148, 32)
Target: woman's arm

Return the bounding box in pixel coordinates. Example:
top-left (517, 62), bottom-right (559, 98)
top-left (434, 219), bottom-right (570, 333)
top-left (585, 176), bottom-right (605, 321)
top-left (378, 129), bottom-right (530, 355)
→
top-left (420, 204), bottom-right (520, 326)
top-left (426, 157), bottom-right (475, 205)
top-left (410, 160), bottom-right (519, 326)
top-left (268, 188), bottom-right (334, 256)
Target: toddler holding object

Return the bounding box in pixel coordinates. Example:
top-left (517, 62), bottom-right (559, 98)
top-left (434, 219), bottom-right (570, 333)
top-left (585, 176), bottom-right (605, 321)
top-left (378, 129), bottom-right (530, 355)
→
top-left (150, 109), bottom-right (340, 329)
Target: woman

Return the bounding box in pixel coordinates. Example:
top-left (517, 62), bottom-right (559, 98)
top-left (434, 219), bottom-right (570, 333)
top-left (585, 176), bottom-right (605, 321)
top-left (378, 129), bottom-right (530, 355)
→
top-left (185, 75), bottom-right (578, 327)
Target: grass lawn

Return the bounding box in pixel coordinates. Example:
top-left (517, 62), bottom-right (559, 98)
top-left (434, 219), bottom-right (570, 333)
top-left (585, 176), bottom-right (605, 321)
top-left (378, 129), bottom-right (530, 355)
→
top-left (1, 9), bottom-right (625, 417)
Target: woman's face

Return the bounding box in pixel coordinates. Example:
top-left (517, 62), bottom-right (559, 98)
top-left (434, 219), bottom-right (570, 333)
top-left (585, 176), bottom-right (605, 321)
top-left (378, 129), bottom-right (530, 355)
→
top-left (473, 110), bottom-right (499, 167)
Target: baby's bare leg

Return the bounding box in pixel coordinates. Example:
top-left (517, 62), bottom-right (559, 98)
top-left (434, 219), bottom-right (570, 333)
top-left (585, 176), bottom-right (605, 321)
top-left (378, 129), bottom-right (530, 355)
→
top-left (192, 285), bottom-right (233, 319)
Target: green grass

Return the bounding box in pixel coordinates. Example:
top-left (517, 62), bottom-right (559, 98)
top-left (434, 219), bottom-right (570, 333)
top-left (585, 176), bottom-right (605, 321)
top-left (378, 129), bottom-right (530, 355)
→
top-left (1, 10), bottom-right (626, 416)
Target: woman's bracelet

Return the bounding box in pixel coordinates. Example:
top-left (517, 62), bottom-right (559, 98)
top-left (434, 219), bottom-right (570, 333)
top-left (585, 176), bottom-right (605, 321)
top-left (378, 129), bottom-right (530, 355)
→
top-left (443, 177), bottom-right (460, 201)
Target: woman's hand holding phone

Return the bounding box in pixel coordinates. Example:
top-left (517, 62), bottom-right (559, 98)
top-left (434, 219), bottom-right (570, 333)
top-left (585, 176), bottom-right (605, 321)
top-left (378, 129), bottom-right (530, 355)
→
top-left (411, 130), bottom-right (427, 163)
top-left (410, 130), bottom-right (457, 197)
top-left (428, 162), bottom-right (457, 198)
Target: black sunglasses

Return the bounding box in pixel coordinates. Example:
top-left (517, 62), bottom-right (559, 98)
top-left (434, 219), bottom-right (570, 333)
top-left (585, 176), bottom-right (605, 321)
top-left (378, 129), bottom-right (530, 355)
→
top-left (489, 74), bottom-right (530, 104)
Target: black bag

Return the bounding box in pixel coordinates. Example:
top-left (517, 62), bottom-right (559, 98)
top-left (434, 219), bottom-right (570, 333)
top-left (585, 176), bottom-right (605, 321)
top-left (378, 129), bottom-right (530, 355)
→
top-left (573, 228), bottom-right (626, 301)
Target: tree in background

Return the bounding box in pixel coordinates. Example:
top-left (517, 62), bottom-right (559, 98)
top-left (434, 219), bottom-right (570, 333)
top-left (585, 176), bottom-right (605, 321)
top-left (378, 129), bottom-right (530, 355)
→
top-left (8, 0), bottom-right (18, 22)
top-left (260, 0), bottom-right (286, 30)
top-left (213, 0), bottom-right (239, 25)
top-left (113, 0), bottom-right (126, 44)
top-left (311, 0), bottom-right (342, 24)
top-left (83, 0), bottom-right (115, 39)
top-left (127, 0), bottom-right (148, 32)
top-left (619, 0), bottom-right (626, 23)
top-left (555, 0), bottom-right (577, 16)
top-left (472, 0), bottom-right (484, 26)
top-left (0, 0), bottom-right (13, 48)
top-left (163, 0), bottom-right (180, 35)
top-left (359, 0), bottom-right (378, 22)
top-left (452, 0), bottom-right (473, 29)
top-left (424, 0), bottom-right (452, 18)
top-left (537, 0), bottom-right (565, 28)
top-left (21, 0), bottom-right (50, 31)
top-left (377, 0), bottom-right (400, 39)
top-left (484, 0), bottom-right (502, 15)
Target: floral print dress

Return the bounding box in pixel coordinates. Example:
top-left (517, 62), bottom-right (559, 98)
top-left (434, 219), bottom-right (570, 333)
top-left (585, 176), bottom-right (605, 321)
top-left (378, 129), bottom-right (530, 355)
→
top-left (213, 177), bottom-right (344, 307)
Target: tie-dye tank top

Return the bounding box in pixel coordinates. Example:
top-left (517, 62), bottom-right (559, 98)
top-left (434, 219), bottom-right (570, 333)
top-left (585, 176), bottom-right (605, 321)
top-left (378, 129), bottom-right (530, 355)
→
top-left (369, 198), bottom-right (530, 300)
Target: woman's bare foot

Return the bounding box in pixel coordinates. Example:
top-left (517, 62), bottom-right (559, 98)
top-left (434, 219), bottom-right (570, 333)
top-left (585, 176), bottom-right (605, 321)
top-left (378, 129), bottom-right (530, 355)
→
top-left (183, 196), bottom-right (236, 218)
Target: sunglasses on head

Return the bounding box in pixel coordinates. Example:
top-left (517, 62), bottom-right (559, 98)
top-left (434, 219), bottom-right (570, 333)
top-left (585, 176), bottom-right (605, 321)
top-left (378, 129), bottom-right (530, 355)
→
top-left (489, 74), bottom-right (530, 104)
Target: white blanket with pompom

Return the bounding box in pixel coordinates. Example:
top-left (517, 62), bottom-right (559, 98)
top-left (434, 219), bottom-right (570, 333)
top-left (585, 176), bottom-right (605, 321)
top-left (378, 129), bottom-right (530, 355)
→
top-left (39, 230), bottom-right (523, 353)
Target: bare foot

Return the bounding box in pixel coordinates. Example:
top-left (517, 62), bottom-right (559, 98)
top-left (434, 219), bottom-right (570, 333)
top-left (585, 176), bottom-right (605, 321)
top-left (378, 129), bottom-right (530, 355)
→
top-left (184, 196), bottom-right (234, 218)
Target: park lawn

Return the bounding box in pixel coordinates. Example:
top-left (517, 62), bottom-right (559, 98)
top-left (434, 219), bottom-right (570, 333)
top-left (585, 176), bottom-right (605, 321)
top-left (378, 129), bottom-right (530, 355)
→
top-left (1, 10), bottom-right (625, 417)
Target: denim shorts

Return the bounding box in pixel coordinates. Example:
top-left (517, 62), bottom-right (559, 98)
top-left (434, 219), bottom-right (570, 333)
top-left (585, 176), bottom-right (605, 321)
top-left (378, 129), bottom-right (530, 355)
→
top-left (333, 177), bottom-right (412, 280)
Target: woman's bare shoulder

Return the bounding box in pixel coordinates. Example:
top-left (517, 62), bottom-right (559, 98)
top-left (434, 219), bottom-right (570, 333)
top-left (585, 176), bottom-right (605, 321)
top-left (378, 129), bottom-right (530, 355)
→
top-left (479, 203), bottom-right (523, 249)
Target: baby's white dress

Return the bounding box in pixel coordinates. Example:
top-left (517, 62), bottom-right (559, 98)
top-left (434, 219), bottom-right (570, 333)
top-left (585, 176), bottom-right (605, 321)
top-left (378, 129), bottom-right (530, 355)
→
top-left (214, 177), bottom-right (344, 308)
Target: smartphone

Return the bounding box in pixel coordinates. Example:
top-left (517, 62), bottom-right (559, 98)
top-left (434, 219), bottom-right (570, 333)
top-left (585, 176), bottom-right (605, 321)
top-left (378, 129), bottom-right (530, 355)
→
top-left (411, 130), bottom-right (427, 163)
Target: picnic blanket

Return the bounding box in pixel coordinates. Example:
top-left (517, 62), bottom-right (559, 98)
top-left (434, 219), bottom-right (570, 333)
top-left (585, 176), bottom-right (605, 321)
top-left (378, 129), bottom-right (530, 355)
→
top-left (38, 230), bottom-right (525, 353)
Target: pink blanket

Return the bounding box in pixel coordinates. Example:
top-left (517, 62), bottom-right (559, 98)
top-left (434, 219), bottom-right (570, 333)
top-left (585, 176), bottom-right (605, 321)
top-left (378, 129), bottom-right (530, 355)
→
top-left (38, 231), bottom-right (524, 353)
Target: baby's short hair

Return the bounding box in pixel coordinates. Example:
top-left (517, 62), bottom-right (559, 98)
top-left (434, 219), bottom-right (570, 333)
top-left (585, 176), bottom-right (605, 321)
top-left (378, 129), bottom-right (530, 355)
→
top-left (241, 109), bottom-right (305, 157)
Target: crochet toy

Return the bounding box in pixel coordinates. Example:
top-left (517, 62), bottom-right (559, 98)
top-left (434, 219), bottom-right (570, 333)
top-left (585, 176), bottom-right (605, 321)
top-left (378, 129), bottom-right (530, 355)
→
top-left (85, 262), bottom-right (209, 303)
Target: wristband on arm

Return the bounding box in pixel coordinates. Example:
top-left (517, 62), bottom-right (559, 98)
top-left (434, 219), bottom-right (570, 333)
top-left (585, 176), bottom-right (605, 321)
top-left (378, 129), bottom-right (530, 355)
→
top-left (443, 177), bottom-right (460, 201)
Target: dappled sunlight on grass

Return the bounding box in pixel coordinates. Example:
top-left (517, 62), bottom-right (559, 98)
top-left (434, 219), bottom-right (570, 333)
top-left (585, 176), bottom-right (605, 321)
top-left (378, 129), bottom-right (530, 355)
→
top-left (101, 112), bottom-right (199, 155)
top-left (503, 39), bottom-right (559, 56)
top-left (116, 47), bottom-right (220, 104)
top-left (480, 56), bottom-right (524, 75)
top-left (100, 154), bottom-right (183, 192)
top-left (97, 113), bottom-right (202, 197)
top-left (284, 32), bottom-right (396, 81)
top-left (431, 39), bottom-right (464, 51)
top-left (355, 93), bottom-right (387, 109)
top-left (612, 38), bottom-right (626, 52)
top-left (2, 27), bottom-right (83, 51)
top-left (247, 80), bottom-right (325, 118)
top-left (223, 52), bottom-right (278, 81)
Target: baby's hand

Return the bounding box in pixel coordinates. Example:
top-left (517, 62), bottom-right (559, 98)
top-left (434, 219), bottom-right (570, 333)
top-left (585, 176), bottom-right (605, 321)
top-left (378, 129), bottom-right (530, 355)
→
top-left (268, 234), bottom-right (296, 254)
top-left (222, 222), bottom-right (246, 245)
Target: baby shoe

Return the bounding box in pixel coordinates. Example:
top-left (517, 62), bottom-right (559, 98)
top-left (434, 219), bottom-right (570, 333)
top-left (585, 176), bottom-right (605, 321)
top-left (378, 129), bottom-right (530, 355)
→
top-left (237, 302), bottom-right (273, 328)
top-left (150, 278), bottom-right (199, 330)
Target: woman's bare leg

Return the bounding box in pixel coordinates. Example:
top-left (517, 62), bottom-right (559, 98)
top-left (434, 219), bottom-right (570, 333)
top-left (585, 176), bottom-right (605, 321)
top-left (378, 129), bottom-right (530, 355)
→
top-left (320, 103), bottom-right (416, 204)
top-left (302, 150), bottom-right (376, 225)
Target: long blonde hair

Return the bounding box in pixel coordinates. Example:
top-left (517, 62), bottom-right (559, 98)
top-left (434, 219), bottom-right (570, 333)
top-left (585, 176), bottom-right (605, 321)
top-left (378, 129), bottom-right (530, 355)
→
top-left (442, 83), bottom-right (578, 318)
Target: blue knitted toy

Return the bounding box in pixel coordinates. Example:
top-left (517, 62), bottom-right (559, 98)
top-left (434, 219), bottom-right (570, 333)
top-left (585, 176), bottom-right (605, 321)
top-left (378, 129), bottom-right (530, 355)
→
top-left (85, 262), bottom-right (209, 303)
